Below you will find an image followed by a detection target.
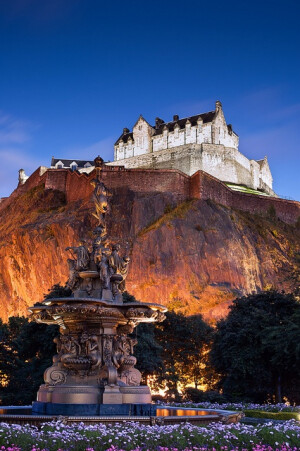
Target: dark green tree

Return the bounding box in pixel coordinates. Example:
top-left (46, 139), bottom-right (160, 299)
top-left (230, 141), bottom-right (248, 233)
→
top-left (154, 312), bottom-right (213, 399)
top-left (44, 283), bottom-right (71, 299)
top-left (210, 290), bottom-right (300, 403)
top-left (134, 323), bottom-right (164, 387)
top-left (0, 317), bottom-right (58, 405)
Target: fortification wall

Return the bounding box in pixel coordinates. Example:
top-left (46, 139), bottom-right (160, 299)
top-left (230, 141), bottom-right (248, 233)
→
top-left (2, 165), bottom-right (298, 224)
top-left (190, 171), bottom-right (300, 224)
top-left (51, 167), bottom-right (190, 203)
top-left (109, 143), bottom-right (273, 194)
top-left (109, 144), bottom-right (200, 175)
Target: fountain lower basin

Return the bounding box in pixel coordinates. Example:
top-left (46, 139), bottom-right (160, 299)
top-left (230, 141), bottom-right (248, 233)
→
top-left (0, 405), bottom-right (242, 426)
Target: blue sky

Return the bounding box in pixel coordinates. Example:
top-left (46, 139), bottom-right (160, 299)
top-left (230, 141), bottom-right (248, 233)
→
top-left (0, 0), bottom-right (299, 200)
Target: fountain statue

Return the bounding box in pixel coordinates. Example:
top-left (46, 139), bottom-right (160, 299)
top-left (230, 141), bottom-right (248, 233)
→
top-left (29, 156), bottom-right (166, 416)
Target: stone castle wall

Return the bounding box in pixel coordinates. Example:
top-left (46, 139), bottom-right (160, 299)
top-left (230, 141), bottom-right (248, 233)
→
top-left (109, 143), bottom-right (274, 195)
top-left (191, 171), bottom-right (299, 224)
top-left (45, 167), bottom-right (190, 203)
top-left (2, 166), bottom-right (299, 224)
top-left (115, 102), bottom-right (239, 161)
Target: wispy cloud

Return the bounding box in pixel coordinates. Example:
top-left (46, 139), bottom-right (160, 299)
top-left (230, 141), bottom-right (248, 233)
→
top-left (0, 148), bottom-right (39, 167)
top-left (0, 111), bottom-right (38, 197)
top-left (62, 137), bottom-right (115, 162)
top-left (0, 111), bottom-right (32, 145)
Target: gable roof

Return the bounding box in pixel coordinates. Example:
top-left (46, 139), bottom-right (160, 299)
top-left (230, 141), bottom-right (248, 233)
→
top-left (51, 158), bottom-right (94, 168)
top-left (153, 111), bottom-right (215, 136)
top-left (115, 132), bottom-right (134, 145)
top-left (115, 111), bottom-right (216, 144)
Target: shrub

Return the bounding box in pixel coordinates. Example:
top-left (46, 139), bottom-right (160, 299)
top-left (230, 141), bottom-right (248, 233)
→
top-left (244, 409), bottom-right (300, 420)
top-left (184, 388), bottom-right (227, 403)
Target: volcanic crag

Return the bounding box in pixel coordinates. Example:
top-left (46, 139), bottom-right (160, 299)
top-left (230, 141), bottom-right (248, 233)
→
top-left (0, 168), bottom-right (299, 323)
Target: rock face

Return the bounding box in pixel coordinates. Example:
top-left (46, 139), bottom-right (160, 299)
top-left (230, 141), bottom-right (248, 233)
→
top-left (0, 183), bottom-right (299, 323)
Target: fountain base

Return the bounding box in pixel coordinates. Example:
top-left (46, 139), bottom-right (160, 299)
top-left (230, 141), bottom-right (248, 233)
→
top-left (32, 401), bottom-right (155, 416)
top-left (32, 384), bottom-right (153, 416)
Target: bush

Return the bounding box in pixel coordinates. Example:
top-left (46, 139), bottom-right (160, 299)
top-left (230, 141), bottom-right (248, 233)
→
top-left (184, 388), bottom-right (227, 403)
top-left (244, 409), bottom-right (300, 420)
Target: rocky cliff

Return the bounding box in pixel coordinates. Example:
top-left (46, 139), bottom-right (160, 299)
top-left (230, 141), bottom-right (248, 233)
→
top-left (0, 183), bottom-right (299, 323)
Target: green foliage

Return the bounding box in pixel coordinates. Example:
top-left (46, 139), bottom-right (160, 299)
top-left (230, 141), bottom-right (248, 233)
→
top-left (139, 200), bottom-right (195, 236)
top-left (43, 283), bottom-right (71, 299)
top-left (210, 290), bottom-right (300, 403)
top-left (0, 317), bottom-right (58, 405)
top-left (135, 323), bottom-right (163, 386)
top-left (184, 387), bottom-right (227, 403)
top-left (244, 410), bottom-right (300, 420)
top-left (122, 291), bottom-right (140, 303)
top-left (154, 312), bottom-right (213, 399)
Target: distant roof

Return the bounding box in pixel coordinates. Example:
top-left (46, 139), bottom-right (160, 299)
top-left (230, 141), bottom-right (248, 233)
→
top-left (51, 158), bottom-right (94, 168)
top-left (115, 111), bottom-right (216, 144)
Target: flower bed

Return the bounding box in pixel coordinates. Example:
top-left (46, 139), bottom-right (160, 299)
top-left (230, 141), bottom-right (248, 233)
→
top-left (0, 420), bottom-right (299, 451)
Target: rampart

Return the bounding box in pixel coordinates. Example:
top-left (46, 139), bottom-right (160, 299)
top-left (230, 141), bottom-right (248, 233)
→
top-left (2, 166), bottom-right (299, 224)
top-left (191, 171), bottom-right (300, 224)
top-left (45, 166), bottom-right (191, 203)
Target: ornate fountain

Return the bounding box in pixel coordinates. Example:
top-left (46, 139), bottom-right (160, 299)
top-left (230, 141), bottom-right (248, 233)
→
top-left (29, 156), bottom-right (166, 416)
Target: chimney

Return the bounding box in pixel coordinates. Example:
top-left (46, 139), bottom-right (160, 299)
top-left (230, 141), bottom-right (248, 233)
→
top-left (173, 114), bottom-right (179, 121)
top-left (155, 117), bottom-right (164, 129)
top-left (123, 127), bottom-right (130, 134)
top-left (215, 100), bottom-right (222, 112)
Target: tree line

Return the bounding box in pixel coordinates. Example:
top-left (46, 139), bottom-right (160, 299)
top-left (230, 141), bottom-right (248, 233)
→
top-left (0, 290), bottom-right (299, 405)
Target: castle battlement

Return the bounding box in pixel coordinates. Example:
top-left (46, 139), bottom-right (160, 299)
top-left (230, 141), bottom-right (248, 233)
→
top-left (3, 163), bottom-right (299, 225)
top-left (108, 101), bottom-right (274, 196)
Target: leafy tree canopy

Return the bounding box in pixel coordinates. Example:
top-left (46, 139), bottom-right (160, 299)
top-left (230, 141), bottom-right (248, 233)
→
top-left (210, 290), bottom-right (300, 403)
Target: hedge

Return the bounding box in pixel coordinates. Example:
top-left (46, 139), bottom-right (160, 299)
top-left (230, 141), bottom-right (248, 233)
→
top-left (244, 410), bottom-right (300, 421)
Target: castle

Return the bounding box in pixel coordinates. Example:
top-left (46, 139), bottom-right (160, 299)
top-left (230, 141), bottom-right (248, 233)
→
top-left (108, 101), bottom-right (275, 196)
top-left (5, 100), bottom-right (299, 226)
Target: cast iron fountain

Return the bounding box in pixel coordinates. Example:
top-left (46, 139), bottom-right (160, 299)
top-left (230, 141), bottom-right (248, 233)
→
top-left (28, 156), bottom-right (167, 416)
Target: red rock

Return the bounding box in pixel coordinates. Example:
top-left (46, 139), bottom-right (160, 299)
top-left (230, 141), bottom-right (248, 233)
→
top-left (0, 184), bottom-right (298, 323)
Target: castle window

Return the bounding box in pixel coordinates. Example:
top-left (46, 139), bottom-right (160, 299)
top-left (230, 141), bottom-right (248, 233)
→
top-left (138, 125), bottom-right (142, 130)
top-left (71, 164), bottom-right (77, 171)
top-left (57, 164), bottom-right (63, 169)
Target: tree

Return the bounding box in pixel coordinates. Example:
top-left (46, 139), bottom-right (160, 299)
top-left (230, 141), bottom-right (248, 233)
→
top-left (154, 312), bottom-right (213, 398)
top-left (210, 291), bottom-right (300, 403)
top-left (0, 317), bottom-right (58, 405)
top-left (134, 323), bottom-right (164, 387)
